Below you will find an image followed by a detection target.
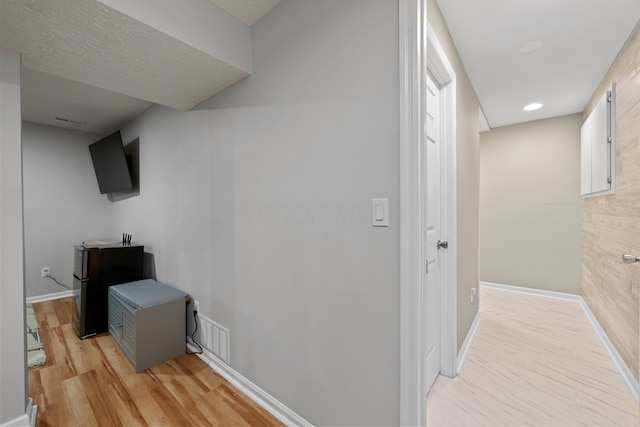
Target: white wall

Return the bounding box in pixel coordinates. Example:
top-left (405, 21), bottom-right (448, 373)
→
top-left (0, 48), bottom-right (28, 425)
top-left (112, 0), bottom-right (400, 424)
top-left (22, 123), bottom-right (113, 297)
top-left (479, 114), bottom-right (582, 294)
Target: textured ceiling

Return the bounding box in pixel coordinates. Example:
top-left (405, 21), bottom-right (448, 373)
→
top-left (0, 0), bottom-right (280, 135)
top-left (436, 0), bottom-right (640, 129)
top-left (21, 67), bottom-right (152, 135)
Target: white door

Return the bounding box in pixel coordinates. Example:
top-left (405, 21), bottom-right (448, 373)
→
top-left (424, 73), bottom-right (442, 394)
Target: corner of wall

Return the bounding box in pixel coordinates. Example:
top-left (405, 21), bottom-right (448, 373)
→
top-left (0, 47), bottom-right (29, 425)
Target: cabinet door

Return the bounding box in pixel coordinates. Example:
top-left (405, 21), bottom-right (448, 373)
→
top-left (581, 87), bottom-right (614, 197)
top-left (590, 94), bottom-right (610, 194)
top-left (580, 119), bottom-right (592, 195)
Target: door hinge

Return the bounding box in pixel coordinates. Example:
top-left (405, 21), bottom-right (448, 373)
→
top-left (426, 259), bottom-right (429, 274)
top-left (608, 136), bottom-right (612, 143)
top-left (608, 176), bottom-right (612, 184)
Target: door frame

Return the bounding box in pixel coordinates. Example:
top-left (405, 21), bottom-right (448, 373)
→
top-left (427, 24), bottom-right (457, 380)
top-left (399, 1), bottom-right (457, 425)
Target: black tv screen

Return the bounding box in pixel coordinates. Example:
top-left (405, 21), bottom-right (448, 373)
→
top-left (89, 131), bottom-right (133, 194)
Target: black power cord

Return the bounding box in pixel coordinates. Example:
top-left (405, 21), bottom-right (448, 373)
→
top-left (187, 309), bottom-right (203, 355)
top-left (45, 275), bottom-right (72, 291)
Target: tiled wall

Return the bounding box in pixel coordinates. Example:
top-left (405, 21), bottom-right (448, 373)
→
top-left (582, 27), bottom-right (640, 380)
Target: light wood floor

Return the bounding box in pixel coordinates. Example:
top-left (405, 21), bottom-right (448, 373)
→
top-left (28, 297), bottom-right (283, 427)
top-left (427, 286), bottom-right (640, 426)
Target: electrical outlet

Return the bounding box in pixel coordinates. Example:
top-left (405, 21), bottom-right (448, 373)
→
top-left (193, 300), bottom-right (200, 313)
top-left (470, 287), bottom-right (477, 303)
top-left (41, 266), bottom-right (51, 278)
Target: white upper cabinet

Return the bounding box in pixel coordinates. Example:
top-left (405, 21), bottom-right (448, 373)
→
top-left (581, 84), bottom-right (616, 197)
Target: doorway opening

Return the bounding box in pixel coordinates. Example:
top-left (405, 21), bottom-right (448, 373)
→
top-left (399, 1), bottom-right (458, 423)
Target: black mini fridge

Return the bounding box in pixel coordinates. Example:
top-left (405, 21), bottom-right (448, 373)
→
top-left (72, 243), bottom-right (144, 338)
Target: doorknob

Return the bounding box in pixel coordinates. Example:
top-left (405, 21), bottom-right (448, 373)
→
top-left (437, 240), bottom-right (448, 249)
top-left (623, 254), bottom-right (640, 263)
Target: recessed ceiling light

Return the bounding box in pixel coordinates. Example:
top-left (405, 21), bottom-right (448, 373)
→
top-left (520, 40), bottom-right (543, 53)
top-left (523, 102), bottom-right (543, 111)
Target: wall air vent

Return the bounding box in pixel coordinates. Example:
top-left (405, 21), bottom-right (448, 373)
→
top-left (198, 314), bottom-right (230, 365)
top-left (54, 117), bottom-right (84, 125)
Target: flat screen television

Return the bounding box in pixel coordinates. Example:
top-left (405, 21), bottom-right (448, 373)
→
top-left (89, 131), bottom-right (133, 194)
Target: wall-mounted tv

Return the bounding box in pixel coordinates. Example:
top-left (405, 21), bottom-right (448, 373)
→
top-left (89, 131), bottom-right (133, 194)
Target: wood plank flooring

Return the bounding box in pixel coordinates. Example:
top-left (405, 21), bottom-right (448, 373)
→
top-left (28, 297), bottom-right (283, 427)
top-left (427, 286), bottom-right (640, 426)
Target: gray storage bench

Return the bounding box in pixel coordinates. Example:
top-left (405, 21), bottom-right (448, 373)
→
top-left (108, 279), bottom-right (188, 372)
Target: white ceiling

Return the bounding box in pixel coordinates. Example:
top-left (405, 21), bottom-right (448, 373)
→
top-left (0, 0), bottom-right (280, 135)
top-left (435, 0), bottom-right (640, 129)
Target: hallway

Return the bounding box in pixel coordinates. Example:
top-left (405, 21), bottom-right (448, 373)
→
top-left (427, 286), bottom-right (639, 426)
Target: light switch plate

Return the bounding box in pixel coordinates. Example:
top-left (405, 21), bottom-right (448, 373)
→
top-left (372, 198), bottom-right (389, 227)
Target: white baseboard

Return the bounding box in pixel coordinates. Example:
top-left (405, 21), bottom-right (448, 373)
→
top-left (480, 281), bottom-right (582, 302)
top-left (187, 344), bottom-right (313, 427)
top-left (480, 281), bottom-right (640, 407)
top-left (26, 290), bottom-right (73, 304)
top-left (0, 414), bottom-right (30, 427)
top-left (579, 296), bottom-right (640, 406)
top-left (457, 313), bottom-right (480, 374)
top-left (0, 398), bottom-right (37, 427)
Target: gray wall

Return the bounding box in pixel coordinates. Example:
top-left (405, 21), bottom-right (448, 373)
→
top-left (479, 114), bottom-right (582, 294)
top-left (111, 0), bottom-right (400, 424)
top-left (0, 48), bottom-right (28, 425)
top-left (22, 123), bottom-right (113, 297)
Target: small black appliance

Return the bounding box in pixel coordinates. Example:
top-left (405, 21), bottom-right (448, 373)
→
top-left (72, 242), bottom-right (144, 338)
